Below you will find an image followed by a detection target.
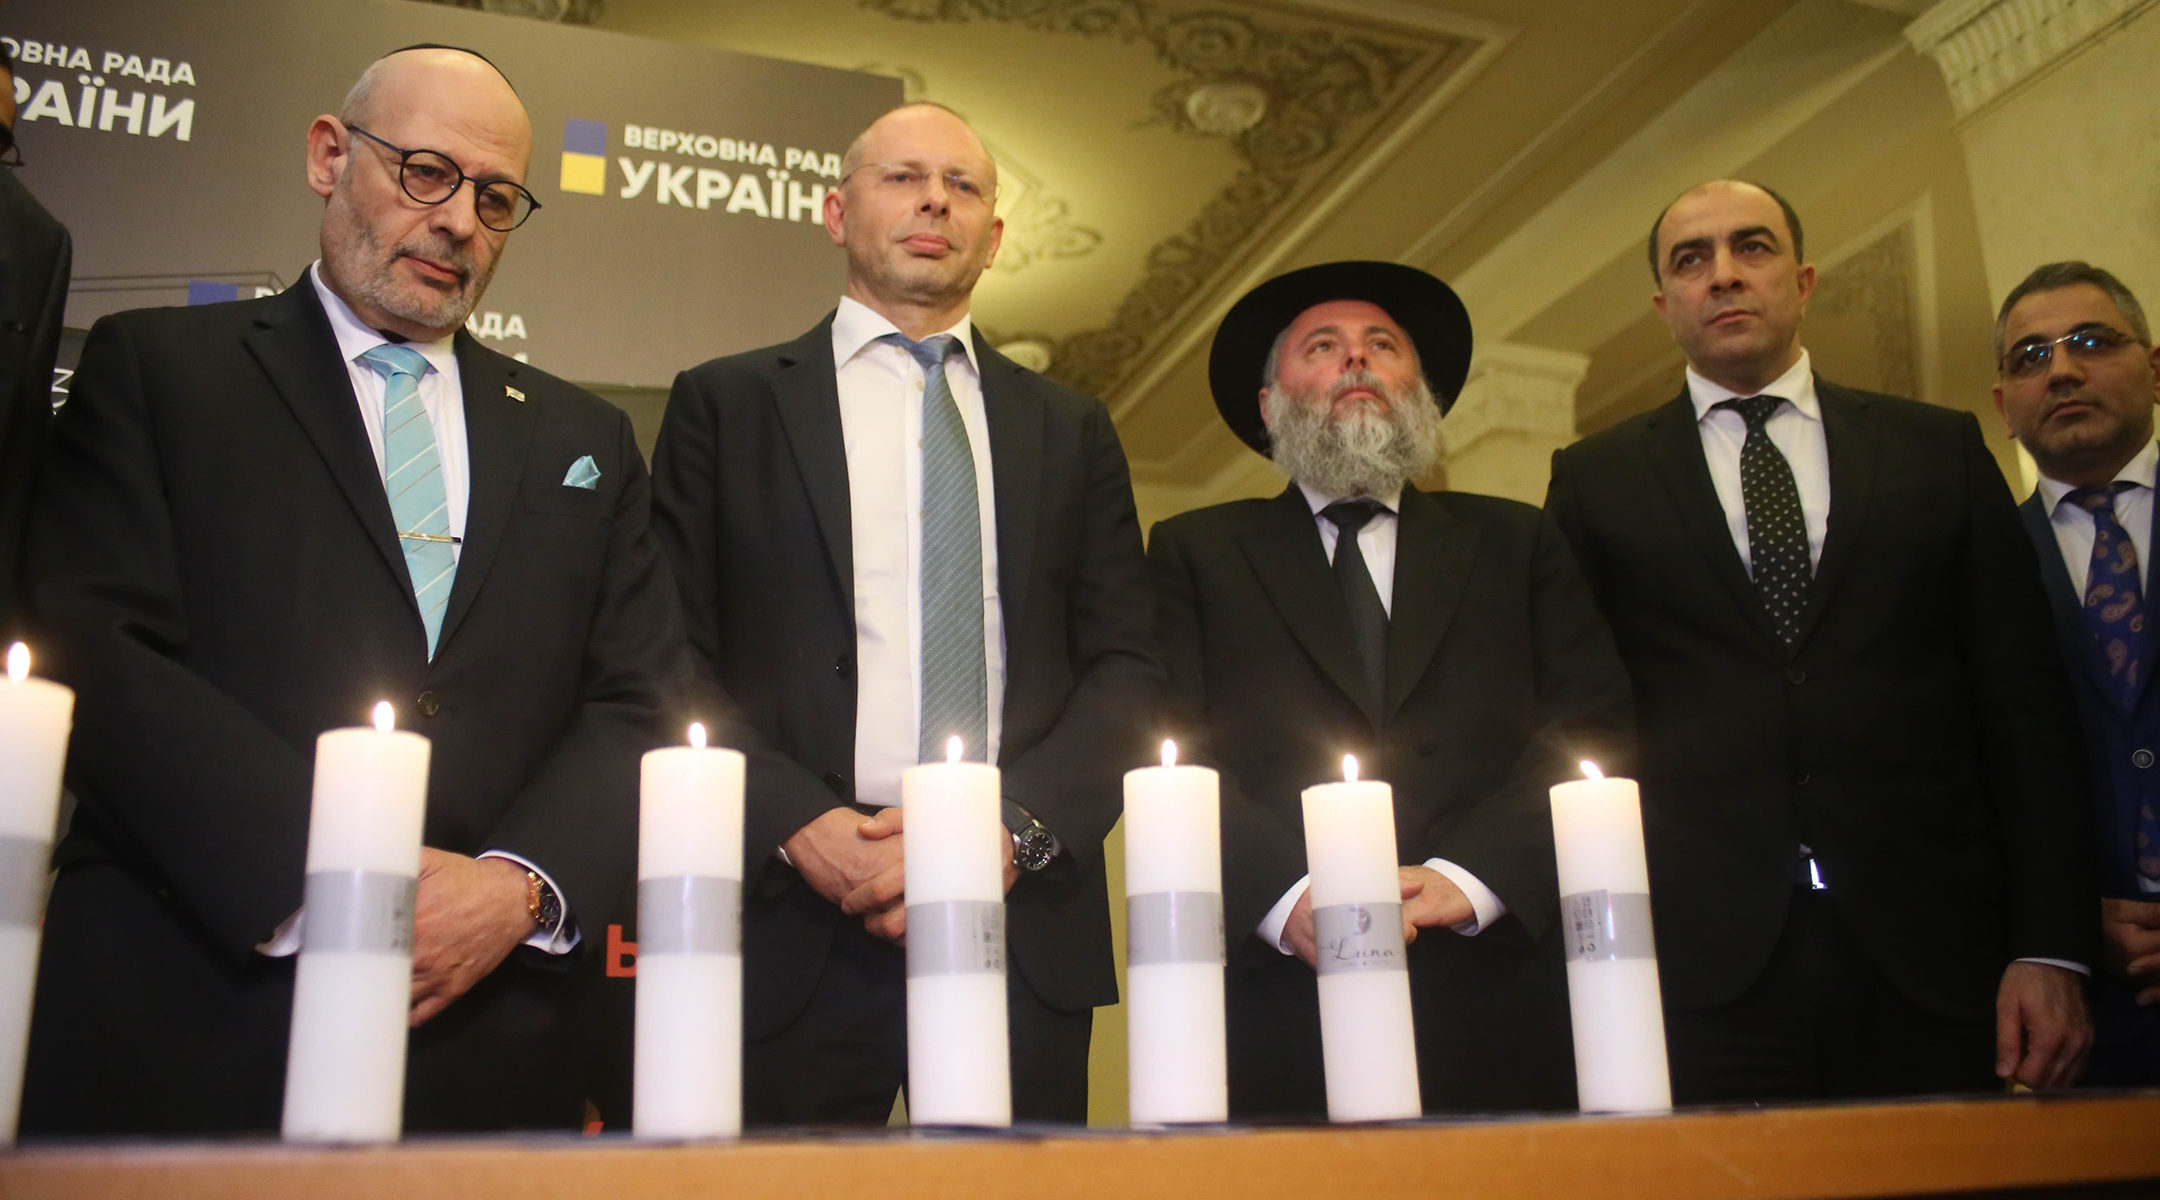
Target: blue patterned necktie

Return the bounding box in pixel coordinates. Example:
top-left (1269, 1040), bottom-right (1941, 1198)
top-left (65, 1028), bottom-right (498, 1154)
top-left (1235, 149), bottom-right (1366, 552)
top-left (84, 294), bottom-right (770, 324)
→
top-left (1717, 395), bottom-right (1813, 645)
top-left (884, 332), bottom-right (988, 764)
top-left (2069, 483), bottom-right (2160, 885)
top-left (359, 344), bottom-right (456, 659)
top-left (2070, 483), bottom-right (2149, 711)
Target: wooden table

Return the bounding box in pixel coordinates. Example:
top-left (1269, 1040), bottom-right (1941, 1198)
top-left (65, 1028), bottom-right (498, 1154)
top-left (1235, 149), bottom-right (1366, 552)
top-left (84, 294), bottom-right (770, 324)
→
top-left (6, 1092), bottom-right (2158, 1200)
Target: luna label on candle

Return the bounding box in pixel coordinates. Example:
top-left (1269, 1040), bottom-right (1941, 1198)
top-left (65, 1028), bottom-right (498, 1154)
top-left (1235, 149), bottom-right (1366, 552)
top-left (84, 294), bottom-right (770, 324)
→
top-left (1560, 890), bottom-right (1656, 963)
top-left (638, 876), bottom-right (743, 956)
top-left (1312, 902), bottom-right (1407, 975)
top-left (0, 835), bottom-right (47, 928)
top-left (906, 899), bottom-right (1005, 977)
top-left (302, 870), bottom-right (418, 954)
top-left (1126, 891), bottom-right (1225, 967)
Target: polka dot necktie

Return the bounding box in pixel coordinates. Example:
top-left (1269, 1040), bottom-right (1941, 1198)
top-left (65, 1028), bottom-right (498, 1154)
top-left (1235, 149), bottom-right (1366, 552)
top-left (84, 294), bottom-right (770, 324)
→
top-left (1321, 498), bottom-right (1390, 710)
top-left (2069, 483), bottom-right (2160, 884)
top-left (1717, 395), bottom-right (1812, 646)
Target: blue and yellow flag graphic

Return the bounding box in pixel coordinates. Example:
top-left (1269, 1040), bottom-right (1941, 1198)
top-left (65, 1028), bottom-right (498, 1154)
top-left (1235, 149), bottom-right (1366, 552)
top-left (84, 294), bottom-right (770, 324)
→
top-left (560, 119), bottom-right (608, 196)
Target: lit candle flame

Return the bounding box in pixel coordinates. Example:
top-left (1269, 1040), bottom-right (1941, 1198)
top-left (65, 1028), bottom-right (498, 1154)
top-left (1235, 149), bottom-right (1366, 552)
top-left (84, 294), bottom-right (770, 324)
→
top-left (1343, 754), bottom-right (1359, 784)
top-left (372, 701), bottom-right (395, 732)
top-left (1162, 739), bottom-right (1178, 768)
top-left (5, 642), bottom-right (26, 683)
top-left (688, 721), bottom-right (707, 749)
top-left (1581, 760), bottom-right (1603, 781)
top-left (946, 735), bottom-right (963, 764)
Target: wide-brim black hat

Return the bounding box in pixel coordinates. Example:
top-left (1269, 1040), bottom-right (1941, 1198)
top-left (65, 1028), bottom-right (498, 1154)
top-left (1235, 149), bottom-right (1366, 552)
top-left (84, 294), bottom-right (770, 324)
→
top-left (1208, 260), bottom-right (1473, 456)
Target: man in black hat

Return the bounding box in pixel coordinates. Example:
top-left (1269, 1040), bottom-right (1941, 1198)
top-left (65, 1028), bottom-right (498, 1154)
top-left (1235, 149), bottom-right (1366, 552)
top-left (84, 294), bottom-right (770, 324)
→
top-left (1149, 261), bottom-right (1635, 1117)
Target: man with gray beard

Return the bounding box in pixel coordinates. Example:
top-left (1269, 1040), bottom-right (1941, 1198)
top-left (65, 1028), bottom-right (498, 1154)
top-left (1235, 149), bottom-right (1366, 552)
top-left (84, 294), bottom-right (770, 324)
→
top-left (19, 46), bottom-right (685, 1135)
top-left (1149, 262), bottom-right (1635, 1117)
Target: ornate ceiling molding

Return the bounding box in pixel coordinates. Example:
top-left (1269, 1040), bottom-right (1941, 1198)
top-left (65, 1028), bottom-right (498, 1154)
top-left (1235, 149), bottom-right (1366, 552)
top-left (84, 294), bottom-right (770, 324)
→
top-left (1905, 0), bottom-right (2153, 120)
top-left (861, 0), bottom-right (1484, 397)
top-left (416, 0), bottom-right (606, 22)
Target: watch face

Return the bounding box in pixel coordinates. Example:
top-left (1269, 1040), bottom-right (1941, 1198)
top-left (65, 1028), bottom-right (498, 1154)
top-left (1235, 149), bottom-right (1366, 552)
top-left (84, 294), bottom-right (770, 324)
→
top-left (1016, 824), bottom-right (1056, 872)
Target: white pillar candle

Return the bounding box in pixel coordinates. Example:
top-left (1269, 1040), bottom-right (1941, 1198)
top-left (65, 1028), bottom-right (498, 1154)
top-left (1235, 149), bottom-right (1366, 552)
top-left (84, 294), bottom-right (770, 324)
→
top-left (1549, 761), bottom-right (1671, 1113)
top-left (1122, 740), bottom-right (1226, 1126)
top-left (0, 644), bottom-right (74, 1144)
top-left (282, 702), bottom-right (429, 1144)
top-left (634, 722), bottom-right (746, 1139)
top-left (903, 736), bottom-right (1009, 1127)
top-left (1300, 755), bottom-right (1420, 1122)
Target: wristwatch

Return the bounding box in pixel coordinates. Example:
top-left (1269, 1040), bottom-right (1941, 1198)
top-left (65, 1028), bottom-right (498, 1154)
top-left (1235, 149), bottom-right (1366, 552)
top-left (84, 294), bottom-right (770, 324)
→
top-left (524, 869), bottom-right (562, 933)
top-left (1001, 800), bottom-right (1058, 873)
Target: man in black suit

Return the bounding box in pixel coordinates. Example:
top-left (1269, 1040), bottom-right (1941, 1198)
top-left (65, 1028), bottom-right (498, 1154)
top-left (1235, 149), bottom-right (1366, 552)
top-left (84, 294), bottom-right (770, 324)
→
top-left (650, 102), bottom-right (1157, 1124)
top-left (21, 46), bottom-right (684, 1135)
top-left (1545, 179), bottom-right (2092, 1102)
top-left (1150, 261), bottom-right (1634, 1117)
top-left (0, 45), bottom-right (73, 636)
top-left (1991, 260), bottom-right (2160, 1086)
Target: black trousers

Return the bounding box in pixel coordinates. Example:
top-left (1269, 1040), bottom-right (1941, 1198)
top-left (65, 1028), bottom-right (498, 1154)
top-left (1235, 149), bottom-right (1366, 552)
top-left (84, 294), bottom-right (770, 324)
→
top-left (742, 917), bottom-right (1094, 1126)
top-left (1666, 886), bottom-right (1999, 1105)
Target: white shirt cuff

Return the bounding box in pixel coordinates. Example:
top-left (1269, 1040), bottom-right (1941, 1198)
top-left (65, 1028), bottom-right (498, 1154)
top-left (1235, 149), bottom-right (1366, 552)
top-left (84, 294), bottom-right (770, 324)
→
top-left (2016, 956), bottom-right (2090, 977)
top-left (1258, 876), bottom-right (1310, 955)
top-left (1425, 857), bottom-right (1505, 936)
top-left (479, 850), bottom-right (579, 954)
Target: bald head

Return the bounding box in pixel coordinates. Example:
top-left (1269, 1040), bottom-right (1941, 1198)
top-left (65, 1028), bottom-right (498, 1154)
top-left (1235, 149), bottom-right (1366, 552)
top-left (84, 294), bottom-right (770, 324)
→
top-left (1647, 179), bottom-right (1802, 283)
top-left (840, 102), bottom-right (995, 192)
top-left (338, 47), bottom-right (531, 173)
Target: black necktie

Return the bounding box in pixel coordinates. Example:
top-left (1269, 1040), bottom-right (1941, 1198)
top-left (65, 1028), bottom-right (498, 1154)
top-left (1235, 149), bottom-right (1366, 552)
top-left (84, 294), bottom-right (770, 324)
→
top-left (1716, 395), bottom-right (1813, 645)
top-left (1322, 498), bottom-right (1389, 707)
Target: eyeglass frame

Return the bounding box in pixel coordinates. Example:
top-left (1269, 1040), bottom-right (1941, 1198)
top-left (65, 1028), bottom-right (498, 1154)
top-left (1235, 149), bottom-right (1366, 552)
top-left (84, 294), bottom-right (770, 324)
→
top-left (839, 160), bottom-right (998, 206)
top-left (1999, 324), bottom-right (2143, 379)
top-left (345, 123), bottom-right (541, 232)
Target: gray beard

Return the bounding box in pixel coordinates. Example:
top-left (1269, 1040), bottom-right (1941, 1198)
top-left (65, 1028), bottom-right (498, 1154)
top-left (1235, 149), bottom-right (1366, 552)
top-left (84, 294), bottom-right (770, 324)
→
top-left (1265, 371), bottom-right (1445, 498)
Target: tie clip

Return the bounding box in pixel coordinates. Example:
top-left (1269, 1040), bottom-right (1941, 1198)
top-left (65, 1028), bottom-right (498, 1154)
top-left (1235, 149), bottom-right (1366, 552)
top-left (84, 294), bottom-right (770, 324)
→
top-left (505, 386), bottom-right (526, 402)
top-left (398, 531), bottom-right (462, 545)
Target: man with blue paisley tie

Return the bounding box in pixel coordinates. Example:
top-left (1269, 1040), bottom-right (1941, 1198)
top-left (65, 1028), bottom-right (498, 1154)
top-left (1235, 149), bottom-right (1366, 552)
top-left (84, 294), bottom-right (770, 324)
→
top-left (1995, 261), bottom-right (2160, 1085)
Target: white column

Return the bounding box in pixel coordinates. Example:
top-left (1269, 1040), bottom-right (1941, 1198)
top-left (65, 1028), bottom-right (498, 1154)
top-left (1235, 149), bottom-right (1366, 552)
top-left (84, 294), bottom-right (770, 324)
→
top-left (1438, 343), bottom-right (1589, 505)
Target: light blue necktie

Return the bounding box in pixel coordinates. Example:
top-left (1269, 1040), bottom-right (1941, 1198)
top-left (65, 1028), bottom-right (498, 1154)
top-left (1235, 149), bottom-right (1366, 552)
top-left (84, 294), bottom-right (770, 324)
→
top-left (359, 344), bottom-right (456, 659)
top-left (884, 332), bottom-right (988, 764)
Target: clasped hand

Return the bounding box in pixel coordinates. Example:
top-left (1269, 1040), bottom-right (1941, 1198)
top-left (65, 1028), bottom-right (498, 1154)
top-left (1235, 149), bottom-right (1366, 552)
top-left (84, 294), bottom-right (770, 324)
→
top-left (783, 806), bottom-right (1019, 941)
top-left (408, 848), bottom-right (535, 1027)
top-left (1281, 864), bottom-right (1472, 969)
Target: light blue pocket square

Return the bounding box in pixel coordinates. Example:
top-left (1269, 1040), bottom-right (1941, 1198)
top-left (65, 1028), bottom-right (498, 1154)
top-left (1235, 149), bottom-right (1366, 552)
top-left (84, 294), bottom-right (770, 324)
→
top-left (563, 455), bottom-right (602, 490)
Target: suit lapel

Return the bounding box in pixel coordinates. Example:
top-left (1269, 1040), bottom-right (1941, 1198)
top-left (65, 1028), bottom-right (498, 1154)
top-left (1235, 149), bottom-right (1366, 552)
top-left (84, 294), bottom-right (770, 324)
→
top-left (977, 336), bottom-right (1041, 642)
top-left (242, 279), bottom-right (409, 598)
top-left (1643, 391), bottom-right (1780, 647)
top-left (1789, 381), bottom-right (1875, 655)
top-left (770, 318), bottom-right (854, 596)
top-left (1241, 486), bottom-right (1380, 726)
top-left (434, 335), bottom-right (535, 652)
top-left (1384, 488), bottom-right (1479, 718)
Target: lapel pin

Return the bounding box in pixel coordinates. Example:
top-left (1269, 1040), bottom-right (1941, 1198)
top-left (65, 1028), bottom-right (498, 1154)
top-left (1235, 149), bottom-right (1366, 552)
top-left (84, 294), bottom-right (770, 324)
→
top-left (506, 385), bottom-right (526, 403)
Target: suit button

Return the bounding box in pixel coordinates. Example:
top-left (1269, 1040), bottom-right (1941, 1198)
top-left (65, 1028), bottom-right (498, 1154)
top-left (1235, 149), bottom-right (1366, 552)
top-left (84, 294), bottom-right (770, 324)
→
top-left (822, 771), bottom-right (850, 797)
top-left (416, 691), bottom-right (441, 718)
top-left (834, 654), bottom-right (853, 676)
top-left (1791, 771), bottom-right (1811, 787)
top-left (1786, 668), bottom-right (1807, 685)
top-left (2134, 749), bottom-right (2154, 770)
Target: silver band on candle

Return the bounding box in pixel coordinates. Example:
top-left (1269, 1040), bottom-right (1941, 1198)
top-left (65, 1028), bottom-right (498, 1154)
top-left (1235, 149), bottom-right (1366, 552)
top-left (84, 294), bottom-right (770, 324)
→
top-left (905, 899), bottom-right (1005, 977)
top-left (1312, 902), bottom-right (1407, 976)
top-left (1126, 890), bottom-right (1225, 967)
top-left (0, 833), bottom-right (51, 928)
top-left (638, 875), bottom-right (742, 956)
top-left (1561, 890), bottom-right (1656, 963)
top-left (302, 869), bottom-right (417, 954)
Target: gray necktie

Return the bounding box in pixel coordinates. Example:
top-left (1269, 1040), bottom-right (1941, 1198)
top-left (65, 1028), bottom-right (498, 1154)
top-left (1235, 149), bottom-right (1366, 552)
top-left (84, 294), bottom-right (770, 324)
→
top-left (885, 333), bottom-right (989, 763)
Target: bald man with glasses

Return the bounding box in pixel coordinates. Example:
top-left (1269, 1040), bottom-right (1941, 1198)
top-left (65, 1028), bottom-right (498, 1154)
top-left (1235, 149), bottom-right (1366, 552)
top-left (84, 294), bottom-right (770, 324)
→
top-left (19, 45), bottom-right (685, 1136)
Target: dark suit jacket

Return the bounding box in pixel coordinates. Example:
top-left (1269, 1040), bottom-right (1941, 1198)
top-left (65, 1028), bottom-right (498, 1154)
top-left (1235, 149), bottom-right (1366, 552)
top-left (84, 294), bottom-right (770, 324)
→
top-left (1149, 485), bottom-right (1634, 1116)
top-left (2018, 485), bottom-right (2160, 1084)
top-left (0, 167), bottom-right (71, 635)
top-left (20, 276), bottom-right (686, 1135)
top-left (1546, 380), bottom-right (2091, 1022)
top-left (648, 317), bottom-right (1159, 1043)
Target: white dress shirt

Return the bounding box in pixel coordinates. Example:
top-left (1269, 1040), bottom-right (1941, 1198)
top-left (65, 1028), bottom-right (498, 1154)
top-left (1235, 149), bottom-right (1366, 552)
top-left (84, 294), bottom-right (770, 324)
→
top-left (2034, 439), bottom-right (2157, 594)
top-left (1253, 482), bottom-right (1506, 954)
top-left (1687, 351), bottom-right (1829, 573)
top-left (262, 267), bottom-right (572, 956)
top-left (1689, 348), bottom-right (2091, 967)
top-left (832, 296), bottom-right (1006, 808)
